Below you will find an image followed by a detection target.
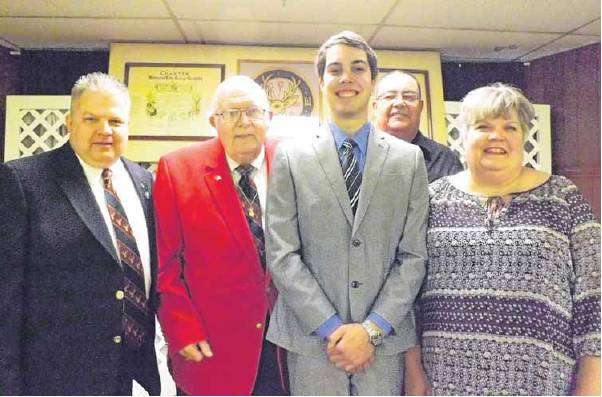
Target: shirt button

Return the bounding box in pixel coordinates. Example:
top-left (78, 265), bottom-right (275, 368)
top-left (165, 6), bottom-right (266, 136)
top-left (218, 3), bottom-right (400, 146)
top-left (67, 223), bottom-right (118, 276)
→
top-left (352, 239), bottom-right (361, 247)
top-left (115, 290), bottom-right (125, 300)
top-left (350, 281), bottom-right (361, 288)
top-left (256, 323), bottom-right (262, 329)
top-left (113, 335), bottom-right (122, 344)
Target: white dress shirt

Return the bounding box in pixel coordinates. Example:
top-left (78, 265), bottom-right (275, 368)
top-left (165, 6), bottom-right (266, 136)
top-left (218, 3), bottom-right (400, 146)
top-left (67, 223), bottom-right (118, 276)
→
top-left (76, 155), bottom-right (151, 298)
top-left (225, 147), bottom-right (268, 228)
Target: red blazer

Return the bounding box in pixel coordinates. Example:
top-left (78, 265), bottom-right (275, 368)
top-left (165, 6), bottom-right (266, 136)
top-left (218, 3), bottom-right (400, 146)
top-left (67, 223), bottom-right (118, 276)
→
top-left (154, 138), bottom-right (280, 395)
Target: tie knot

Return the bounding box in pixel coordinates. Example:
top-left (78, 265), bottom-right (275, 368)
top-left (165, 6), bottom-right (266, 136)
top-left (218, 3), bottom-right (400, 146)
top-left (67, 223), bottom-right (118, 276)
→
top-left (101, 168), bottom-right (112, 188)
top-left (342, 139), bottom-right (356, 151)
top-left (236, 164), bottom-right (255, 177)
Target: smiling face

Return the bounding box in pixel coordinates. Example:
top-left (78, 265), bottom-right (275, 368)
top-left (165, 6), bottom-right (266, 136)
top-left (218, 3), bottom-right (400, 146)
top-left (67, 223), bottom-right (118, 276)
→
top-left (67, 88), bottom-right (130, 168)
top-left (463, 109), bottom-right (524, 175)
top-left (373, 73), bottom-right (423, 142)
top-left (210, 86), bottom-right (271, 165)
top-left (320, 44), bottom-right (374, 124)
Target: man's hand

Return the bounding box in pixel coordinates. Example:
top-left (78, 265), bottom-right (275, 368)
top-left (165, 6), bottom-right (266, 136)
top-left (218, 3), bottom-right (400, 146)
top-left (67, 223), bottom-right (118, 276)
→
top-left (326, 323), bottom-right (374, 373)
top-left (404, 345), bottom-right (431, 395)
top-left (178, 340), bottom-right (213, 362)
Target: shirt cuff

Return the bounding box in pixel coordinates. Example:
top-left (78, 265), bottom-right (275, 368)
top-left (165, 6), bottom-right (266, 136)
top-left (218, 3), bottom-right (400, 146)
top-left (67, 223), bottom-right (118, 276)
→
top-left (313, 315), bottom-right (344, 339)
top-left (366, 312), bottom-right (393, 336)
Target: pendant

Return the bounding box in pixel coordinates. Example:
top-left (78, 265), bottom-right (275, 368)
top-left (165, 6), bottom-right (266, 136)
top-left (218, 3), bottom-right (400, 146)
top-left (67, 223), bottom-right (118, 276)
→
top-left (248, 208), bottom-right (254, 217)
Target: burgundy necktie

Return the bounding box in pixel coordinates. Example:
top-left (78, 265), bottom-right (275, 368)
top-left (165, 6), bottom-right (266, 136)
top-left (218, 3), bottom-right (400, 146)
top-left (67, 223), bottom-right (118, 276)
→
top-left (102, 168), bottom-right (149, 349)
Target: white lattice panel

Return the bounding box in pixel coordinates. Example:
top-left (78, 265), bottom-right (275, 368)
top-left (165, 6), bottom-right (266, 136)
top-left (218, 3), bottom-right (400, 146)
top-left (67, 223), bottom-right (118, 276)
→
top-left (3, 96), bottom-right (185, 172)
top-left (444, 101), bottom-right (552, 173)
top-left (5, 96), bottom-right (71, 161)
top-left (4, 96), bottom-right (551, 174)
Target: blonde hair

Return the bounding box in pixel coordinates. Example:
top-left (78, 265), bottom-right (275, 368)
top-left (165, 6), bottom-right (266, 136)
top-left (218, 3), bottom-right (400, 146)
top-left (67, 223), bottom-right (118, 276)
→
top-left (70, 72), bottom-right (130, 112)
top-left (458, 83), bottom-right (536, 137)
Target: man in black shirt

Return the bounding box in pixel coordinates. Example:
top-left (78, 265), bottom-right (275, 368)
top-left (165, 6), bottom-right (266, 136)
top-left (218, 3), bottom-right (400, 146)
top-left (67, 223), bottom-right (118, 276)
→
top-left (373, 71), bottom-right (463, 182)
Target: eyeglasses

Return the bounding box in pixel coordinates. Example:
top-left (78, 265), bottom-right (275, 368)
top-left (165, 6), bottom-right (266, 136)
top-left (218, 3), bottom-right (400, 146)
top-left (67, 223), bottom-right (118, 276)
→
top-left (214, 107), bottom-right (267, 123)
top-left (376, 91), bottom-right (420, 105)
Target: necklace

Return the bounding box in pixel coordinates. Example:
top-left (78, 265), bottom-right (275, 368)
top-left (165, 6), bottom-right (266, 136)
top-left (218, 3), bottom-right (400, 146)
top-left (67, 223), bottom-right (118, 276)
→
top-left (236, 183), bottom-right (259, 218)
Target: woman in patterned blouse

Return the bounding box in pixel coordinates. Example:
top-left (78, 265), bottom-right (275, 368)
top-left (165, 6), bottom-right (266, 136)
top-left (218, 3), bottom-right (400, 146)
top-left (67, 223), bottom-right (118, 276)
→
top-left (418, 83), bottom-right (600, 395)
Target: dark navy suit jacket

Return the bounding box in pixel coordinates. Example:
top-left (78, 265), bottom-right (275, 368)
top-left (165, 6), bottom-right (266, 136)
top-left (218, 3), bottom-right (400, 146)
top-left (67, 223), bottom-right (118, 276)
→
top-left (0, 143), bottom-right (160, 395)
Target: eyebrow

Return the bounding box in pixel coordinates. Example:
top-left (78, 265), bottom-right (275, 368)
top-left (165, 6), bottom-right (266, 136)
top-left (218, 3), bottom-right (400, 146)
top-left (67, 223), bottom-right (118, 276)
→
top-left (326, 59), bottom-right (368, 67)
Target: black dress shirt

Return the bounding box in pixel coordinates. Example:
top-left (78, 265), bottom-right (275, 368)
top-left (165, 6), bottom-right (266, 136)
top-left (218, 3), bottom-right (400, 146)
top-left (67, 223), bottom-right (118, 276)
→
top-left (412, 131), bottom-right (463, 183)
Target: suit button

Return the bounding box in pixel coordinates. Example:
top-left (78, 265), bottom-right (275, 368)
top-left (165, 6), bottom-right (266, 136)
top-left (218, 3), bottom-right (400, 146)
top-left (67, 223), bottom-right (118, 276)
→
top-left (113, 335), bottom-right (122, 344)
top-left (351, 281), bottom-right (362, 288)
top-left (352, 239), bottom-right (361, 247)
top-left (256, 323), bottom-right (263, 329)
top-left (115, 290), bottom-right (125, 300)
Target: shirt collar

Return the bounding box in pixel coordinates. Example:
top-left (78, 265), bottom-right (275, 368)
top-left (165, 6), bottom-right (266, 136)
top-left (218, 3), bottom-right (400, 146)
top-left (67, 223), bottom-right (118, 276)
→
top-left (225, 146), bottom-right (266, 174)
top-left (411, 130), bottom-right (431, 158)
top-left (75, 154), bottom-right (125, 184)
top-left (328, 120), bottom-right (371, 155)
top-left (411, 130), bottom-right (426, 146)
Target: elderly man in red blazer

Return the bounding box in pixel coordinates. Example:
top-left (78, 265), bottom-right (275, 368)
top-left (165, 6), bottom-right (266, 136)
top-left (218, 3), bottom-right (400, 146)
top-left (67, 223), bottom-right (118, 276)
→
top-left (153, 75), bottom-right (286, 395)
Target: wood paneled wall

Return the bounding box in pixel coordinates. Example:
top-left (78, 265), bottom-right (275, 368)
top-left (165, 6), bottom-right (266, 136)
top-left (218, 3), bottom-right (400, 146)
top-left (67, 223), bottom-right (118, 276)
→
top-left (524, 44), bottom-right (600, 219)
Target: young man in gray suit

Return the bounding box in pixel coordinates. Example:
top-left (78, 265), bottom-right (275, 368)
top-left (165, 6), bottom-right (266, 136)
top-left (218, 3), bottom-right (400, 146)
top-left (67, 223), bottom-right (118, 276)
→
top-left (265, 31), bottom-right (430, 395)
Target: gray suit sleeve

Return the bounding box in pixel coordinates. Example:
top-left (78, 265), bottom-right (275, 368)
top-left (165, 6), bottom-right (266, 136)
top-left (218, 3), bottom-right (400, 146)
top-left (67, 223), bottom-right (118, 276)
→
top-left (266, 145), bottom-right (338, 335)
top-left (370, 147), bottom-right (428, 333)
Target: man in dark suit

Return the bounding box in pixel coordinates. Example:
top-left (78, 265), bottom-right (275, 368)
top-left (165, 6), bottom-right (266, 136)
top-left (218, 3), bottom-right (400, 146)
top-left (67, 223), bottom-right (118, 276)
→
top-left (0, 72), bottom-right (160, 395)
top-left (373, 70), bottom-right (463, 182)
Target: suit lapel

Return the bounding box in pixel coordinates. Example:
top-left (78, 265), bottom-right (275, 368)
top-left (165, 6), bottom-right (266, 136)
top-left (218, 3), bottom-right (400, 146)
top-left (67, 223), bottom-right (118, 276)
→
top-left (203, 140), bottom-right (258, 262)
top-left (352, 129), bottom-right (389, 235)
top-left (312, 127), bottom-right (354, 226)
top-left (50, 144), bottom-right (119, 264)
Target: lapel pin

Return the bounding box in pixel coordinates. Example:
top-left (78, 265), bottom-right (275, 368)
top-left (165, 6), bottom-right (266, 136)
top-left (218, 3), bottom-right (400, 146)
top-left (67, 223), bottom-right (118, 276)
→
top-left (215, 175), bottom-right (222, 181)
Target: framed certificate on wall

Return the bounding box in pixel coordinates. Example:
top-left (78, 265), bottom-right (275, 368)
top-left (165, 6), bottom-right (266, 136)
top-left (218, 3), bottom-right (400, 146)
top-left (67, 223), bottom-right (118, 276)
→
top-left (124, 62), bottom-right (225, 139)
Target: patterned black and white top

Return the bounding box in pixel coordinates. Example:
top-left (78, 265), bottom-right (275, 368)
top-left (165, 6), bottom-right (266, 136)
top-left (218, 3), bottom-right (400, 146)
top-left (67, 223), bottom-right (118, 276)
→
top-left (420, 175), bottom-right (601, 395)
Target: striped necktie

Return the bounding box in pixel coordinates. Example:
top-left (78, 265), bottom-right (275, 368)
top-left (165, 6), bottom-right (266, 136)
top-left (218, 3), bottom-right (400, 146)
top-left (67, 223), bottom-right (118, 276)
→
top-left (339, 139), bottom-right (362, 215)
top-left (102, 168), bottom-right (149, 349)
top-left (236, 165), bottom-right (266, 269)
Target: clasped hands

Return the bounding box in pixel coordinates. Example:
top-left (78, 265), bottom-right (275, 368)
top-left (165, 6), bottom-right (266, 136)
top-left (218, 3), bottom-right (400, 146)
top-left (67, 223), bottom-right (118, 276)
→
top-left (179, 340), bottom-right (213, 362)
top-left (327, 323), bottom-right (375, 373)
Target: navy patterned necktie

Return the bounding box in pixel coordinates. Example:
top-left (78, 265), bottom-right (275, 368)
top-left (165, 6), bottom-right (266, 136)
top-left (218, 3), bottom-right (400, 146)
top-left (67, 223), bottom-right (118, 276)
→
top-left (339, 139), bottom-right (362, 215)
top-left (236, 165), bottom-right (266, 269)
top-left (102, 168), bottom-right (149, 349)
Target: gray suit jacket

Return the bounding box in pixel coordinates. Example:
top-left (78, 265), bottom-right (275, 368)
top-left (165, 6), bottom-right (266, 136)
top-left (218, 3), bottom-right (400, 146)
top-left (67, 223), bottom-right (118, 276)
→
top-left (265, 125), bottom-right (428, 358)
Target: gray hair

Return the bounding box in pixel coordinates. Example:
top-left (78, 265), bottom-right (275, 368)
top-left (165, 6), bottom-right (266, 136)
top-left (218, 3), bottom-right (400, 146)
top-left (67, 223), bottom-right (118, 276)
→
top-left (70, 72), bottom-right (130, 112)
top-left (210, 75), bottom-right (270, 113)
top-left (315, 31), bottom-right (378, 81)
top-left (458, 83), bottom-right (536, 137)
top-left (376, 70), bottom-right (422, 99)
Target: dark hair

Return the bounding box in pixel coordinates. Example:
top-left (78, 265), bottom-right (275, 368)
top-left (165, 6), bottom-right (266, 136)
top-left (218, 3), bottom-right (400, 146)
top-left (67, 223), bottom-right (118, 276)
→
top-left (315, 31), bottom-right (378, 80)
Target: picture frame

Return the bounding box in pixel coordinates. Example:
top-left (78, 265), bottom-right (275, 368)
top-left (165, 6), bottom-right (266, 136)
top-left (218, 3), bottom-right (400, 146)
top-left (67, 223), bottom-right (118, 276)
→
top-left (124, 62), bottom-right (225, 140)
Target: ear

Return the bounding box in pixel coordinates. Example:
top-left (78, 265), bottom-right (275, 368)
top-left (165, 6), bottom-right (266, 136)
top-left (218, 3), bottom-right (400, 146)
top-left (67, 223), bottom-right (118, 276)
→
top-left (209, 114), bottom-right (218, 129)
top-left (65, 112), bottom-right (72, 133)
top-left (371, 98), bottom-right (378, 112)
top-left (417, 99), bottom-right (424, 113)
top-left (265, 110), bottom-right (274, 122)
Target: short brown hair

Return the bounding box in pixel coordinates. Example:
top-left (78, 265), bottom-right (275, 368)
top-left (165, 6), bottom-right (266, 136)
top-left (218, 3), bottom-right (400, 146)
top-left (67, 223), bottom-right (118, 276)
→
top-left (315, 31), bottom-right (378, 81)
